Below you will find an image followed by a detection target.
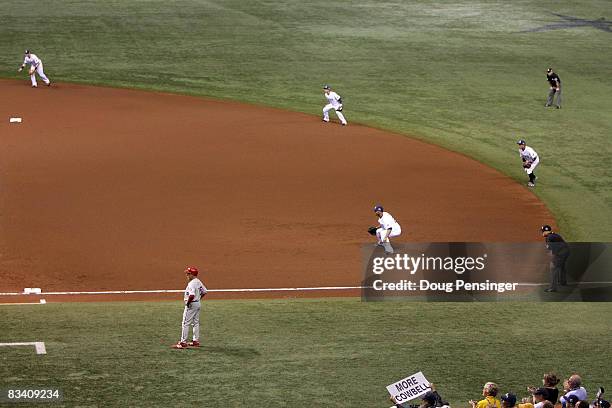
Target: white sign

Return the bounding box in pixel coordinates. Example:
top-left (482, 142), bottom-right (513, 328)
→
top-left (387, 371), bottom-right (430, 404)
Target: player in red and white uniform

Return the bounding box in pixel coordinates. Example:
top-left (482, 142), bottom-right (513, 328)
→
top-left (172, 266), bottom-right (207, 349)
top-left (18, 50), bottom-right (51, 88)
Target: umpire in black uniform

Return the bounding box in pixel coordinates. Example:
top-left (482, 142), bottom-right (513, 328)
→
top-left (541, 225), bottom-right (570, 292)
top-left (545, 68), bottom-right (562, 109)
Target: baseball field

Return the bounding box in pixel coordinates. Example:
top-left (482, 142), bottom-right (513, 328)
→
top-left (1, 0), bottom-right (611, 406)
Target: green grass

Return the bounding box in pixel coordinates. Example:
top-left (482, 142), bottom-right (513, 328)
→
top-left (0, 0), bottom-right (610, 240)
top-left (1, 299), bottom-right (611, 406)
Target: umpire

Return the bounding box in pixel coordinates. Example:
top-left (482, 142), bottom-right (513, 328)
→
top-left (541, 225), bottom-right (570, 292)
top-left (545, 68), bottom-right (562, 109)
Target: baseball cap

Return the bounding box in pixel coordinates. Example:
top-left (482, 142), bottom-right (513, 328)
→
top-left (533, 388), bottom-right (547, 396)
top-left (421, 391), bottom-right (437, 403)
top-left (323, 85), bottom-right (330, 90)
top-left (517, 139), bottom-right (526, 145)
top-left (24, 49), bottom-right (31, 54)
top-left (373, 205), bottom-right (384, 212)
top-left (567, 395), bottom-right (581, 405)
top-left (599, 401), bottom-right (611, 408)
top-left (547, 68), bottom-right (553, 73)
top-left (501, 393), bottom-right (517, 406)
top-left (185, 266), bottom-right (199, 276)
top-left (541, 225), bottom-right (552, 232)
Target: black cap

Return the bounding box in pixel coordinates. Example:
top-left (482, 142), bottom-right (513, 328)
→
top-left (24, 49), bottom-right (31, 54)
top-left (567, 395), bottom-right (581, 405)
top-left (421, 391), bottom-right (437, 403)
top-left (547, 68), bottom-right (553, 73)
top-left (533, 388), bottom-right (547, 396)
top-left (541, 225), bottom-right (552, 232)
top-left (517, 139), bottom-right (526, 145)
top-left (599, 401), bottom-right (611, 408)
top-left (501, 393), bottom-right (517, 406)
top-left (323, 85), bottom-right (330, 90)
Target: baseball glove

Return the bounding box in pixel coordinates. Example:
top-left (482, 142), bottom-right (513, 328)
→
top-left (28, 67), bottom-right (35, 75)
top-left (367, 226), bottom-right (378, 236)
top-left (523, 161), bottom-right (532, 168)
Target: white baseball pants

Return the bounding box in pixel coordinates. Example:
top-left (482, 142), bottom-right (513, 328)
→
top-left (323, 104), bottom-right (347, 125)
top-left (30, 63), bottom-right (50, 87)
top-left (180, 301), bottom-right (201, 343)
top-left (524, 156), bottom-right (540, 175)
top-left (376, 226), bottom-right (401, 243)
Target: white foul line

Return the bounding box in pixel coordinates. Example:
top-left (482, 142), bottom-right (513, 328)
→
top-left (0, 342), bottom-right (46, 354)
top-left (0, 286), bottom-right (367, 296)
top-left (0, 282), bottom-right (610, 297)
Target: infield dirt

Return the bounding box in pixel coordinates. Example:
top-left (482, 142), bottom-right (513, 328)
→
top-left (0, 79), bottom-right (554, 301)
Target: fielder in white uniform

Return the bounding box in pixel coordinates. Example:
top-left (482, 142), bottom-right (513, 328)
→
top-left (517, 139), bottom-right (540, 187)
top-left (374, 205), bottom-right (402, 254)
top-left (322, 85), bottom-right (347, 126)
top-left (18, 50), bottom-right (51, 88)
top-left (172, 266), bottom-right (207, 349)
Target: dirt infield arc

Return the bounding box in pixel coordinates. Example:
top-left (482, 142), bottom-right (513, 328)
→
top-left (0, 80), bottom-right (555, 301)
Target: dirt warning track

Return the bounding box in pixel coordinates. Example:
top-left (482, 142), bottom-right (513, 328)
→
top-left (0, 79), bottom-right (555, 300)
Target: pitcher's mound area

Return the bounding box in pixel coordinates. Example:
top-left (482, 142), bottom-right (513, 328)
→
top-left (0, 80), bottom-right (554, 298)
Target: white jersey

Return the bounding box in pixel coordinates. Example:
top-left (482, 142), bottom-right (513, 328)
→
top-left (184, 278), bottom-right (207, 303)
top-left (325, 91), bottom-right (343, 109)
top-left (519, 146), bottom-right (538, 162)
top-left (378, 211), bottom-right (401, 232)
top-left (23, 54), bottom-right (42, 68)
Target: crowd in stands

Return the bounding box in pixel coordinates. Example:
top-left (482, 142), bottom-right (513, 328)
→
top-left (390, 373), bottom-right (608, 408)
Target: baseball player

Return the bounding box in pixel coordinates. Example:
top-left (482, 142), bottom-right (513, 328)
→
top-left (541, 225), bottom-right (570, 292)
top-left (322, 85), bottom-right (347, 126)
top-left (545, 68), bottom-right (561, 109)
top-left (171, 266), bottom-right (207, 349)
top-left (17, 50), bottom-right (51, 88)
top-left (371, 205), bottom-right (402, 254)
top-left (517, 139), bottom-right (540, 187)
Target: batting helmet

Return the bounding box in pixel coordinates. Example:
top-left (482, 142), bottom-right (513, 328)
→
top-left (373, 205), bottom-right (384, 212)
top-left (185, 266), bottom-right (199, 276)
top-left (517, 139), bottom-right (526, 145)
top-left (541, 225), bottom-right (552, 233)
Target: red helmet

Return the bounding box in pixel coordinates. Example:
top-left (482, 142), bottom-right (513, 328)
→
top-left (185, 266), bottom-right (198, 276)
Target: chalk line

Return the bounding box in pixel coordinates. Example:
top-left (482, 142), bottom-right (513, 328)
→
top-left (0, 342), bottom-right (46, 354)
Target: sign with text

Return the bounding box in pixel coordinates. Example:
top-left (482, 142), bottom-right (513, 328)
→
top-left (387, 371), bottom-right (430, 404)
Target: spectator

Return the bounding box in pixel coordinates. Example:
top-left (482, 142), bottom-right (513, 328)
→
top-left (575, 401), bottom-right (589, 408)
top-left (541, 402), bottom-right (554, 408)
top-left (501, 393), bottom-right (518, 408)
top-left (560, 375), bottom-right (588, 407)
top-left (390, 384), bottom-right (449, 408)
top-left (529, 372), bottom-right (561, 404)
top-left (470, 382), bottom-right (502, 408)
top-left (566, 395), bottom-right (581, 408)
top-left (533, 388), bottom-right (548, 408)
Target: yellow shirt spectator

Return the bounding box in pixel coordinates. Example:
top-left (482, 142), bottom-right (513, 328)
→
top-left (477, 396), bottom-right (502, 408)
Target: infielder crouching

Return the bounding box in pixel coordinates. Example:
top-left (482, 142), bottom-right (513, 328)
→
top-left (172, 266), bottom-right (207, 349)
top-left (517, 139), bottom-right (540, 187)
top-left (371, 205), bottom-right (402, 254)
top-left (322, 85), bottom-right (347, 126)
top-left (17, 49), bottom-right (51, 88)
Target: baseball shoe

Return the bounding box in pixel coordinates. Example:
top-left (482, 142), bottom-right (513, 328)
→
top-left (46, 82), bottom-right (51, 87)
top-left (188, 341), bottom-right (200, 347)
top-left (171, 342), bottom-right (189, 349)
top-left (527, 182), bottom-right (535, 187)
top-left (322, 119), bottom-right (329, 123)
top-left (545, 104), bottom-right (551, 107)
top-left (341, 123), bottom-right (347, 126)
top-left (544, 288), bottom-right (556, 292)
top-left (556, 106), bottom-right (561, 109)
top-left (31, 85), bottom-right (37, 88)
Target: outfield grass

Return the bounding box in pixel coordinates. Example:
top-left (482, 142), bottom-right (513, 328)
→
top-left (1, 298), bottom-right (611, 406)
top-left (0, 0), bottom-right (610, 240)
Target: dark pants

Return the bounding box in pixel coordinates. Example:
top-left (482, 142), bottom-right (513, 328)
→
top-left (546, 87), bottom-right (562, 108)
top-left (549, 253), bottom-right (569, 290)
